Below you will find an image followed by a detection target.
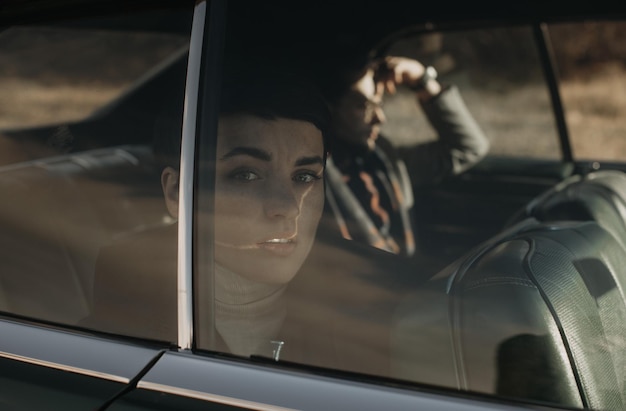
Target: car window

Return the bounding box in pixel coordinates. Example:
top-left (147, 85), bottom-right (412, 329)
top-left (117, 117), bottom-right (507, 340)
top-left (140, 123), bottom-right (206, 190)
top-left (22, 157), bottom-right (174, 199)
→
top-left (0, 7), bottom-right (192, 332)
top-left (548, 20), bottom-right (626, 162)
top-left (187, 3), bottom-right (626, 409)
top-left (381, 26), bottom-right (561, 160)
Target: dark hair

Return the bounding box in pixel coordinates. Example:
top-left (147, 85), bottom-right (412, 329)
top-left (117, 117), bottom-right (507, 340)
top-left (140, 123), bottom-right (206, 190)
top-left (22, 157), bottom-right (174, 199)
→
top-left (153, 63), bottom-right (331, 171)
top-left (305, 43), bottom-right (375, 105)
top-left (220, 66), bottom-right (331, 153)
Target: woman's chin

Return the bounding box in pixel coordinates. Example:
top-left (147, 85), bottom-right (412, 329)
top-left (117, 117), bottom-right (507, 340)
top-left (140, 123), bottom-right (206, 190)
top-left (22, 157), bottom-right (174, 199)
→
top-left (220, 259), bottom-right (302, 285)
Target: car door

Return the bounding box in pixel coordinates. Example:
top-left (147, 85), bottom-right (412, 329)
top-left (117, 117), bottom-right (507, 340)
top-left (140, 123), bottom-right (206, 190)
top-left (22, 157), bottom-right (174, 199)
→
top-left (0, 320), bottom-right (165, 410)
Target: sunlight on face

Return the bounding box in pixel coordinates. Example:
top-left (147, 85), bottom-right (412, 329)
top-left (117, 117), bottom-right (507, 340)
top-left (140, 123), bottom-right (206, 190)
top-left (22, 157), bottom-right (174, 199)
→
top-left (214, 115), bottom-right (325, 284)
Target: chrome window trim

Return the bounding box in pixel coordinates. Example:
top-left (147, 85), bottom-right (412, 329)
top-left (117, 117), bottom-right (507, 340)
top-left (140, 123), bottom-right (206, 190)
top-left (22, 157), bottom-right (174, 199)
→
top-left (137, 351), bottom-right (530, 411)
top-left (0, 319), bottom-right (160, 384)
top-left (177, 0), bottom-right (206, 350)
top-left (0, 350), bottom-right (129, 384)
top-left (137, 381), bottom-right (296, 411)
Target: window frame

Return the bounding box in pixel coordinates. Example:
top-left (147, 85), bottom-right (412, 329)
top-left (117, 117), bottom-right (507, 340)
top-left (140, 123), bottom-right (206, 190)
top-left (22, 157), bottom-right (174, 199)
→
top-left (175, 0), bottom-right (208, 351)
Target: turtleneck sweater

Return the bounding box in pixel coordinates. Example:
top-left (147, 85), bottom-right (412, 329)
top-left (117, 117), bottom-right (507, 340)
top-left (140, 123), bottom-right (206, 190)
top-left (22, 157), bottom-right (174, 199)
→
top-left (214, 263), bottom-right (287, 357)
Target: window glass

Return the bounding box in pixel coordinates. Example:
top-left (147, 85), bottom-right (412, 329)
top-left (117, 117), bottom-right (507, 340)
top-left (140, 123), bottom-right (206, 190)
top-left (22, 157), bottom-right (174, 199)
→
top-left (382, 27), bottom-right (561, 160)
top-left (194, 3), bottom-right (580, 409)
top-left (548, 20), bottom-right (626, 162)
top-left (191, 3), bottom-right (626, 410)
top-left (195, 3), bottom-right (433, 371)
top-left (0, 8), bottom-right (192, 333)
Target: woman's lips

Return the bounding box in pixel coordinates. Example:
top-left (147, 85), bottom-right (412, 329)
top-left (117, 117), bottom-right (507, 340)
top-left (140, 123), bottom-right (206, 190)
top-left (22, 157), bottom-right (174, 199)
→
top-left (257, 238), bottom-right (297, 256)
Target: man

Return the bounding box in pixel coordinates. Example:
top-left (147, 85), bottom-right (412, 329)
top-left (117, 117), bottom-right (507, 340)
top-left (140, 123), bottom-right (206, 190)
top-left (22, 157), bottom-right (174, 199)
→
top-left (322, 56), bottom-right (489, 258)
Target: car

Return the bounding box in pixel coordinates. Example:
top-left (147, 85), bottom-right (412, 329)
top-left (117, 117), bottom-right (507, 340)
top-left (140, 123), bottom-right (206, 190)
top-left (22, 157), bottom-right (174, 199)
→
top-left (1, 0), bottom-right (626, 409)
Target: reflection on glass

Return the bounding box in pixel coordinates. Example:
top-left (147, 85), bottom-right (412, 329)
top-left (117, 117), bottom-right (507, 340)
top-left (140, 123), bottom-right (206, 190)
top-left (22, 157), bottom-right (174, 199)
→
top-left (185, 66), bottom-right (329, 358)
top-left (192, 64), bottom-right (427, 378)
top-left (0, 8), bottom-right (191, 327)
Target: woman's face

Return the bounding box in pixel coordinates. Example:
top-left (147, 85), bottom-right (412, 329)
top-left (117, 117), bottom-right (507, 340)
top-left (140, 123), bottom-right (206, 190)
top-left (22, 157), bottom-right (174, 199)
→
top-left (214, 114), bottom-right (325, 284)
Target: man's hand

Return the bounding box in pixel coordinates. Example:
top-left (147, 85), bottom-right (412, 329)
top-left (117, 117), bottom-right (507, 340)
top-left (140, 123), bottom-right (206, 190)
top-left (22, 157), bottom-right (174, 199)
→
top-left (375, 56), bottom-right (441, 99)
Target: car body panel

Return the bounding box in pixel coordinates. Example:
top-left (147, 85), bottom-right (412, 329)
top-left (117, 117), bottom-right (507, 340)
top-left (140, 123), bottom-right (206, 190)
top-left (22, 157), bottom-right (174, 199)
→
top-left (112, 351), bottom-right (536, 411)
top-left (0, 318), bottom-right (166, 409)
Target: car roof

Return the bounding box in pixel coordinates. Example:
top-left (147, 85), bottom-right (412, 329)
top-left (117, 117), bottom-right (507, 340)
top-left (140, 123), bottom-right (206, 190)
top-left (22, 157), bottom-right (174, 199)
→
top-left (2, 0), bottom-right (625, 27)
top-left (0, 0), bottom-right (194, 29)
top-left (4, 0), bottom-right (624, 88)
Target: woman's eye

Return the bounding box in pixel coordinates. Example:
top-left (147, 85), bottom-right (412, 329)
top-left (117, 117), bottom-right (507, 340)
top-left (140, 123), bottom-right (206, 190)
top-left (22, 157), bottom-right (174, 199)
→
top-left (294, 172), bottom-right (322, 184)
top-left (231, 170), bottom-right (260, 181)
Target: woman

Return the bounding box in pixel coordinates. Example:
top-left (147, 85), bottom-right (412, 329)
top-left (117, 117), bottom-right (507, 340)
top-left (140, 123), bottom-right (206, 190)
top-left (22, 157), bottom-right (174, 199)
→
top-left (161, 70), bottom-right (329, 356)
top-left (83, 66), bottom-right (331, 357)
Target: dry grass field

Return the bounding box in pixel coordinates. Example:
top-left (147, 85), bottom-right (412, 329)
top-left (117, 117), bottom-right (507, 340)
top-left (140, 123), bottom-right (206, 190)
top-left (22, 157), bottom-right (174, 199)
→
top-left (382, 22), bottom-right (626, 161)
top-left (561, 64), bottom-right (626, 161)
top-left (0, 22), bottom-right (624, 163)
top-left (382, 66), bottom-right (626, 161)
top-left (0, 26), bottom-right (187, 129)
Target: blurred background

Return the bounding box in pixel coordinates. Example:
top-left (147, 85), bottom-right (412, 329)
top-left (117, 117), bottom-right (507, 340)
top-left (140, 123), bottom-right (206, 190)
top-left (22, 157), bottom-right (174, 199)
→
top-left (0, 19), bottom-right (624, 161)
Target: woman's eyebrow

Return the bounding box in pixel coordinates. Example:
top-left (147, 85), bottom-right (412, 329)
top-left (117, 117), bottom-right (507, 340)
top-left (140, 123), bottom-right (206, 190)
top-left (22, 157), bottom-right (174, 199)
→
top-left (295, 156), bottom-right (324, 167)
top-left (219, 147), bottom-right (322, 166)
top-left (219, 147), bottom-right (271, 161)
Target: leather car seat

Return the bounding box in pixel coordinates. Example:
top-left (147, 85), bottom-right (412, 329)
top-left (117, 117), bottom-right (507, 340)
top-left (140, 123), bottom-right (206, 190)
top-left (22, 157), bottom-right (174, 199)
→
top-left (509, 170), bottom-right (626, 250)
top-left (392, 219), bottom-right (626, 409)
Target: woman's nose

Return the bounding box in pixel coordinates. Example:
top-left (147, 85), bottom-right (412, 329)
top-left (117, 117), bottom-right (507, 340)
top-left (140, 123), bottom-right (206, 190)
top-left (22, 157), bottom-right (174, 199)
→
top-left (263, 182), bottom-right (301, 219)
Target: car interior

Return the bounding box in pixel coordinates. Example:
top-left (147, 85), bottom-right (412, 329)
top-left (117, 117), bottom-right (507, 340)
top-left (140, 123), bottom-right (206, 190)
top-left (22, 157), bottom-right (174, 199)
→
top-left (1, 2), bottom-right (626, 409)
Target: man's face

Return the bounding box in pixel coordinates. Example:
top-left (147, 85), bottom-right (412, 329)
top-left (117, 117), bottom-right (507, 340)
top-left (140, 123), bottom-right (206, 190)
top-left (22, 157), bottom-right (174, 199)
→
top-left (331, 69), bottom-right (386, 150)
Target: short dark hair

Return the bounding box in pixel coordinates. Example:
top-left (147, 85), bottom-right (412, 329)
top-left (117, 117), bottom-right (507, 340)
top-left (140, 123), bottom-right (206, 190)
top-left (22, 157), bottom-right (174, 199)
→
top-left (153, 62), bottom-right (331, 171)
top-left (306, 43), bottom-right (375, 105)
top-left (220, 65), bottom-right (331, 154)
